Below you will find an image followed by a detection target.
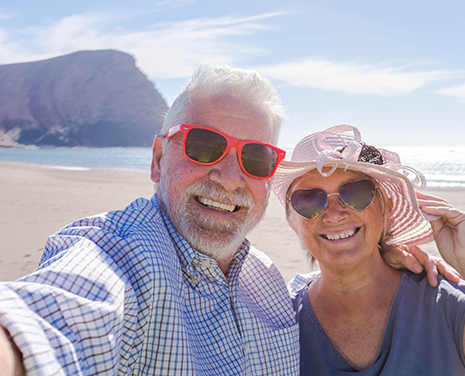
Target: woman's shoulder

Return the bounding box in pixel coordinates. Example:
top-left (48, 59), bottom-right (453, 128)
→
top-left (402, 270), bottom-right (465, 304)
top-left (287, 271), bottom-right (320, 297)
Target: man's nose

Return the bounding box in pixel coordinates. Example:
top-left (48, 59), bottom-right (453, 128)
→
top-left (208, 148), bottom-right (246, 191)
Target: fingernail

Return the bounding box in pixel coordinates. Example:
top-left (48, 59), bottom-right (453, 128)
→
top-left (413, 263), bottom-right (423, 273)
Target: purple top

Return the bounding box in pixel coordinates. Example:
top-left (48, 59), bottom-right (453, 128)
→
top-left (289, 270), bottom-right (465, 375)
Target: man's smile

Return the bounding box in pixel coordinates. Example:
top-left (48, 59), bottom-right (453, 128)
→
top-left (197, 196), bottom-right (238, 212)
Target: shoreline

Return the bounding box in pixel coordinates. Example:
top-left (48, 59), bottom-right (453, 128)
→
top-left (1, 161), bottom-right (464, 282)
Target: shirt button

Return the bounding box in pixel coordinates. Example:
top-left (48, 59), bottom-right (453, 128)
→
top-left (245, 344), bottom-right (250, 354)
top-left (201, 260), bottom-right (211, 268)
top-left (190, 277), bottom-right (199, 285)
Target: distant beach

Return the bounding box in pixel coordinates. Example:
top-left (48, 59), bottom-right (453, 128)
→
top-left (1, 146), bottom-right (465, 187)
top-left (1, 161), bottom-right (464, 282)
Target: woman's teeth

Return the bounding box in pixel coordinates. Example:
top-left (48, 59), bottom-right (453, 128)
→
top-left (323, 229), bottom-right (356, 240)
top-left (197, 197), bottom-right (236, 212)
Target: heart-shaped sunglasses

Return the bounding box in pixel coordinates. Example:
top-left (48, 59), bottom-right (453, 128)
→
top-left (290, 179), bottom-right (377, 220)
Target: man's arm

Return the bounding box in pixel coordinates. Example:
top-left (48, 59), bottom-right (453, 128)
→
top-left (380, 242), bottom-right (462, 287)
top-left (0, 326), bottom-right (25, 376)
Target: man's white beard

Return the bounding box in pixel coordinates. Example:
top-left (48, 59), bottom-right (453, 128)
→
top-left (157, 177), bottom-right (268, 264)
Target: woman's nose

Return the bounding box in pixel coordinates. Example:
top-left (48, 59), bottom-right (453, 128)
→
top-left (321, 194), bottom-right (349, 223)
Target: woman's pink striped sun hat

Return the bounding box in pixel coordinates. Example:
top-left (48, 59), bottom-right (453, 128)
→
top-left (272, 125), bottom-right (434, 246)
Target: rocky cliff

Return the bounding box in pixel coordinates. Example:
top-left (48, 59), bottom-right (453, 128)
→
top-left (0, 50), bottom-right (168, 147)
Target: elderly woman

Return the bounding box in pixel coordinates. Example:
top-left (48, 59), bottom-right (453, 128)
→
top-left (272, 125), bottom-right (465, 375)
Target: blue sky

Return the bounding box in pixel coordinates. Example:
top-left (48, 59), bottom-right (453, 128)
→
top-left (1, 0), bottom-right (464, 148)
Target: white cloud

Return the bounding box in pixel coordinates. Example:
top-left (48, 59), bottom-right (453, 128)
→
top-left (436, 83), bottom-right (465, 100)
top-left (258, 59), bottom-right (463, 96)
top-left (0, 11), bottom-right (282, 79)
top-left (0, 12), bottom-right (12, 20)
top-left (153, 0), bottom-right (199, 11)
top-left (2, 10), bottom-right (459, 97)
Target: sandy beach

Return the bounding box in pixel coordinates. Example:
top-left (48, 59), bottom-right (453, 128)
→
top-left (1, 161), bottom-right (464, 282)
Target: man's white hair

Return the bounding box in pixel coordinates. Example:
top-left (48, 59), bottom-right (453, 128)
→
top-left (161, 65), bottom-right (285, 144)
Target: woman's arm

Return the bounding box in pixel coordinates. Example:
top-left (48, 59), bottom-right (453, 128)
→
top-left (416, 191), bottom-right (465, 277)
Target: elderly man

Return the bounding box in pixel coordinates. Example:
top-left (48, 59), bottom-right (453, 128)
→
top-left (0, 65), bottom-right (298, 375)
top-left (0, 65), bottom-right (453, 376)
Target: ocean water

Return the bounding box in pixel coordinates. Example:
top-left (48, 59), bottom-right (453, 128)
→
top-left (0, 147), bottom-right (153, 172)
top-left (1, 146), bottom-right (465, 188)
top-left (387, 146), bottom-right (465, 188)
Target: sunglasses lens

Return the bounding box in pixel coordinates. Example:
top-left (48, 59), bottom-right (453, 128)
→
top-left (291, 189), bottom-right (327, 219)
top-left (339, 179), bottom-right (376, 210)
top-left (241, 143), bottom-right (279, 178)
top-left (185, 128), bottom-right (227, 163)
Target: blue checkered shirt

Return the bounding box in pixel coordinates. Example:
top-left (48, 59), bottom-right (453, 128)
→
top-left (0, 195), bottom-right (299, 375)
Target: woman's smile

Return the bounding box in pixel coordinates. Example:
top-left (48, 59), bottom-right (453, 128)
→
top-left (321, 227), bottom-right (359, 241)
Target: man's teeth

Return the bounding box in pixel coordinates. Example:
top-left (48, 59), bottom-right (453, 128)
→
top-left (197, 197), bottom-right (236, 212)
top-left (324, 229), bottom-right (355, 240)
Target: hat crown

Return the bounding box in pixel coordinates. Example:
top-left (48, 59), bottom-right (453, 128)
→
top-left (291, 125), bottom-right (424, 187)
top-left (293, 124), bottom-right (389, 163)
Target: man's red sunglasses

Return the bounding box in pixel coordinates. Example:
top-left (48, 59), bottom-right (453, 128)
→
top-left (165, 124), bottom-right (286, 179)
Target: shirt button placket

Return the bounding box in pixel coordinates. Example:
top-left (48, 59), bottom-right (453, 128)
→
top-left (201, 259), bottom-right (211, 268)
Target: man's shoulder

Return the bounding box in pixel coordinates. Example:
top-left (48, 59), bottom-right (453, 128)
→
top-left (246, 246), bottom-right (275, 267)
top-left (56, 196), bottom-right (161, 237)
top-left (243, 246), bottom-right (285, 282)
top-left (40, 196), bottom-right (173, 266)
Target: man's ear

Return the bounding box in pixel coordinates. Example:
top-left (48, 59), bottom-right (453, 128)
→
top-left (151, 135), bottom-right (164, 183)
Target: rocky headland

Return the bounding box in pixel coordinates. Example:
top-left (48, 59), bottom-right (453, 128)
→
top-left (0, 50), bottom-right (168, 147)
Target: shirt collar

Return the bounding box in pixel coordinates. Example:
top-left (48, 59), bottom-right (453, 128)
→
top-left (151, 195), bottom-right (251, 280)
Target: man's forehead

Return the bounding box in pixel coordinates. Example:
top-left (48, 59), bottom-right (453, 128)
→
top-left (187, 94), bottom-right (274, 140)
top-left (190, 93), bottom-right (264, 114)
